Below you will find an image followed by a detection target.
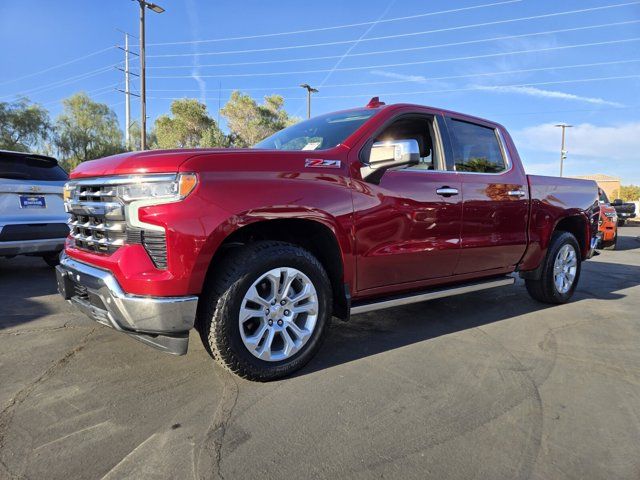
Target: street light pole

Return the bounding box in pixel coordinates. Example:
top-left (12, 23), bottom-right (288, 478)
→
top-left (555, 123), bottom-right (573, 177)
top-left (300, 84), bottom-right (318, 119)
top-left (139, 2), bottom-right (146, 150)
top-left (136, 0), bottom-right (164, 150)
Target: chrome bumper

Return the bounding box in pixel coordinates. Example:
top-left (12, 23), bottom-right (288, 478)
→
top-left (56, 253), bottom-right (198, 355)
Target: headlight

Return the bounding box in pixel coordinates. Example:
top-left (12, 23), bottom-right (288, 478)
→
top-left (116, 173), bottom-right (198, 203)
top-left (604, 212), bottom-right (617, 219)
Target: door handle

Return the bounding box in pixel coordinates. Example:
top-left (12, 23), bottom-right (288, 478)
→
top-left (436, 187), bottom-right (459, 197)
top-left (507, 190), bottom-right (526, 198)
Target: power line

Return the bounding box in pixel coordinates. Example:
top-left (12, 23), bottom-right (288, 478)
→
top-left (145, 59), bottom-right (640, 93)
top-left (0, 63), bottom-right (121, 100)
top-left (145, 20), bottom-right (640, 70)
top-left (147, 38), bottom-right (640, 79)
top-left (147, 0), bottom-right (523, 46)
top-left (0, 46), bottom-right (116, 87)
top-left (146, 74), bottom-right (640, 102)
top-left (147, 2), bottom-right (640, 58)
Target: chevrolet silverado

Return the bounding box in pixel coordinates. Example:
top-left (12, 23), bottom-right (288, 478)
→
top-left (56, 99), bottom-right (599, 380)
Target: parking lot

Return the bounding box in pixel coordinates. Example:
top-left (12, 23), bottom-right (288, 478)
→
top-left (0, 226), bottom-right (638, 479)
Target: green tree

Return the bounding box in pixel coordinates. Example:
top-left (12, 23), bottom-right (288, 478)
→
top-left (54, 93), bottom-right (124, 170)
top-left (0, 97), bottom-right (51, 152)
top-left (154, 98), bottom-right (226, 149)
top-left (221, 92), bottom-right (298, 147)
top-left (128, 120), bottom-right (158, 151)
top-left (620, 185), bottom-right (640, 202)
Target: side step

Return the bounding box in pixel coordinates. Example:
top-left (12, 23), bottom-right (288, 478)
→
top-left (350, 276), bottom-right (515, 315)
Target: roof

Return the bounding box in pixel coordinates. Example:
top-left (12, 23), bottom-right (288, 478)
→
top-left (571, 174), bottom-right (621, 182)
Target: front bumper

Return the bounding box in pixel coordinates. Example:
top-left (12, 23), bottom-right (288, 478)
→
top-left (0, 238), bottom-right (65, 256)
top-left (56, 253), bottom-right (198, 355)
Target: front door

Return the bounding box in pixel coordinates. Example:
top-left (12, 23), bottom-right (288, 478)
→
top-left (351, 114), bottom-right (463, 292)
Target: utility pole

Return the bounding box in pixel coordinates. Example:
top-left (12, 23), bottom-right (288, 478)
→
top-left (555, 123), bottom-right (573, 177)
top-left (116, 30), bottom-right (139, 150)
top-left (125, 32), bottom-right (130, 149)
top-left (300, 84), bottom-right (318, 119)
top-left (136, 1), bottom-right (165, 150)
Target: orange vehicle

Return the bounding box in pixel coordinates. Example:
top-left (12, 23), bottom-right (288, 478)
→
top-left (598, 188), bottom-right (618, 250)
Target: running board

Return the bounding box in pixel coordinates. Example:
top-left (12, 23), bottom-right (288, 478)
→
top-left (350, 276), bottom-right (515, 315)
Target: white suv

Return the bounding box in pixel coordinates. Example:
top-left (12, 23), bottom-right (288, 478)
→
top-left (0, 150), bottom-right (69, 266)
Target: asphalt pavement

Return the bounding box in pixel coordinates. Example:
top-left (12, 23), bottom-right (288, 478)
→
top-left (1, 226), bottom-right (639, 479)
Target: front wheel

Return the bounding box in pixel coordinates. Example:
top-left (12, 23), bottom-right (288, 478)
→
top-left (525, 231), bottom-right (581, 304)
top-left (196, 241), bottom-right (332, 381)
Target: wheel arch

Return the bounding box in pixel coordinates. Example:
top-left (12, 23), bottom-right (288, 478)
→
top-left (196, 215), bottom-right (353, 320)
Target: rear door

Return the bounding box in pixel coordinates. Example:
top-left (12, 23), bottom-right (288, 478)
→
top-left (443, 117), bottom-right (529, 274)
top-left (0, 153), bottom-right (69, 235)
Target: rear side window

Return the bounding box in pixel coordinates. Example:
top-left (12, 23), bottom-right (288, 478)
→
top-left (0, 154), bottom-right (68, 181)
top-left (447, 119), bottom-right (507, 173)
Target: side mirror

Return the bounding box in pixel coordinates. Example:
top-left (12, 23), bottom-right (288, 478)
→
top-left (613, 199), bottom-right (623, 205)
top-left (361, 139), bottom-right (420, 181)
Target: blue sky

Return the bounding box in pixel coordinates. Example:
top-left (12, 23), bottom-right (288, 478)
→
top-left (1, 0), bottom-right (639, 182)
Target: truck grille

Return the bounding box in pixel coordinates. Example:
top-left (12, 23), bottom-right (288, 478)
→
top-left (65, 179), bottom-right (167, 267)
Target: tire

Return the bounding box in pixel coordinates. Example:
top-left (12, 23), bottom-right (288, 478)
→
top-left (196, 241), bottom-right (332, 381)
top-left (525, 231), bottom-right (581, 304)
top-left (617, 219), bottom-right (625, 227)
top-left (42, 251), bottom-right (61, 267)
top-left (602, 232), bottom-right (617, 250)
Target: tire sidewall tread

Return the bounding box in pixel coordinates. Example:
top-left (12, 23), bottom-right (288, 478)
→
top-left (196, 241), bottom-right (332, 381)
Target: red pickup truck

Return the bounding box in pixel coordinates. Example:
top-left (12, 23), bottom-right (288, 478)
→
top-left (56, 99), bottom-right (599, 380)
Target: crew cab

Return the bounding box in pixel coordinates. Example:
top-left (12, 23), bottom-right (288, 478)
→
top-left (56, 99), bottom-right (599, 381)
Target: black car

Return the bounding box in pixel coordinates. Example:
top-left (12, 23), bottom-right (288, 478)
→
top-left (611, 198), bottom-right (637, 226)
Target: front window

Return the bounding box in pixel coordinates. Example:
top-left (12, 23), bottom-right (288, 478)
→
top-left (253, 109), bottom-right (376, 151)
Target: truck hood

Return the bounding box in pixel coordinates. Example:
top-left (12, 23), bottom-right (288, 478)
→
top-left (70, 148), bottom-right (256, 179)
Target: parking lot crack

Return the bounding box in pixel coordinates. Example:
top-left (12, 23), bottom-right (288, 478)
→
top-left (0, 328), bottom-right (96, 478)
top-left (195, 371), bottom-right (239, 480)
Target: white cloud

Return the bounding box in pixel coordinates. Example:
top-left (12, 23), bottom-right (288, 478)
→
top-left (512, 122), bottom-right (640, 183)
top-left (369, 70), bottom-right (428, 84)
top-left (514, 122), bottom-right (640, 161)
top-left (474, 85), bottom-right (624, 107)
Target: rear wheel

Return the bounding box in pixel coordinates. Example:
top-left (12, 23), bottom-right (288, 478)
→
top-left (617, 219), bottom-right (626, 227)
top-left (42, 251), bottom-right (61, 267)
top-left (525, 232), bottom-right (581, 304)
top-left (196, 241), bottom-right (332, 381)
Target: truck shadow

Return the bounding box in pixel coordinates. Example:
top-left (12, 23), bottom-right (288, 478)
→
top-left (0, 256), bottom-right (58, 330)
top-left (612, 233), bottom-right (640, 251)
top-left (299, 258), bottom-right (640, 377)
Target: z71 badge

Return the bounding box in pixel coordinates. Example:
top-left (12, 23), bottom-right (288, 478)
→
top-left (305, 159), bottom-right (341, 168)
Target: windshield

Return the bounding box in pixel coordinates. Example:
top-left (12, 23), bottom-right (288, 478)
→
top-left (253, 108), bottom-right (377, 151)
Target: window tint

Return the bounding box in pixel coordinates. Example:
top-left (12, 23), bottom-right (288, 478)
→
top-left (448, 119), bottom-right (506, 173)
top-left (0, 154), bottom-right (68, 181)
top-left (374, 117), bottom-right (436, 170)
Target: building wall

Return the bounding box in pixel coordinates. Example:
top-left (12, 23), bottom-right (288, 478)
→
top-left (599, 180), bottom-right (622, 201)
